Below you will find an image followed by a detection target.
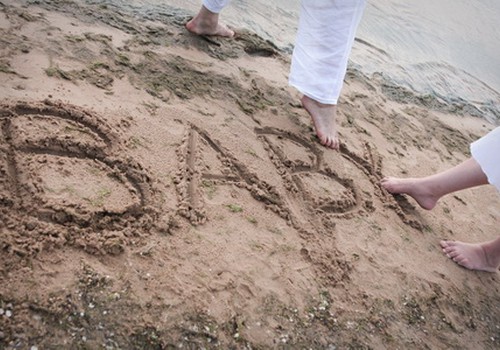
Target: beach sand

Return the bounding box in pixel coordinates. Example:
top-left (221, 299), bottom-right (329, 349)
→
top-left (1, 1), bottom-right (499, 348)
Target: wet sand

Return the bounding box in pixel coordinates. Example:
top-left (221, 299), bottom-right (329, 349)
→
top-left (1, 1), bottom-right (499, 348)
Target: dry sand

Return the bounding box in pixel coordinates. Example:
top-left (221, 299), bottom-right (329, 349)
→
top-left (1, 0), bottom-right (499, 348)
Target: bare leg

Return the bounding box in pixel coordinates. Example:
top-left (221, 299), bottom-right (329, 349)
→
top-left (301, 95), bottom-right (339, 150)
top-left (381, 158), bottom-right (489, 210)
top-left (440, 237), bottom-right (500, 272)
top-left (186, 5), bottom-right (234, 37)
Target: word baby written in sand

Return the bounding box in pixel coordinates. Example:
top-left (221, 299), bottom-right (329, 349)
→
top-left (175, 123), bottom-right (420, 234)
top-left (0, 99), bottom-right (419, 257)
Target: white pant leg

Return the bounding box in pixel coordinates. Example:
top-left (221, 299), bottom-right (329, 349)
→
top-left (203, 0), bottom-right (230, 14)
top-left (471, 126), bottom-right (500, 192)
top-left (289, 0), bottom-right (366, 105)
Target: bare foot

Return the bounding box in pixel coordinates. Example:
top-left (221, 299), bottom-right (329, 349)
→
top-left (185, 7), bottom-right (234, 37)
top-left (301, 95), bottom-right (339, 150)
top-left (440, 240), bottom-right (499, 272)
top-left (380, 177), bottom-right (439, 210)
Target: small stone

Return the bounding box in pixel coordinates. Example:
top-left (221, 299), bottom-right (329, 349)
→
top-left (25, 220), bottom-right (38, 231)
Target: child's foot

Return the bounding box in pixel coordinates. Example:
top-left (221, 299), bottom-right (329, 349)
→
top-left (440, 240), bottom-right (499, 272)
top-left (380, 177), bottom-right (438, 210)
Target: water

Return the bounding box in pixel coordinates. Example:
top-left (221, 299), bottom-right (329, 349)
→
top-left (354, 0), bottom-right (500, 123)
top-left (121, 0), bottom-right (500, 123)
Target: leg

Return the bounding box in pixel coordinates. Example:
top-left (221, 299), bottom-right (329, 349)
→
top-left (186, 0), bottom-right (234, 37)
top-left (382, 128), bottom-right (500, 273)
top-left (440, 237), bottom-right (500, 272)
top-left (289, 0), bottom-right (366, 150)
top-left (381, 158), bottom-right (489, 210)
top-left (382, 127), bottom-right (500, 209)
top-left (438, 128), bottom-right (500, 272)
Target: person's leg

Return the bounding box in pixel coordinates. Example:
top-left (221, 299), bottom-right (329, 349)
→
top-left (440, 237), bottom-right (500, 272)
top-left (382, 127), bottom-right (500, 209)
top-left (382, 127), bottom-right (500, 272)
top-left (438, 127), bottom-right (500, 272)
top-left (289, 0), bottom-right (366, 150)
top-left (186, 0), bottom-right (234, 37)
top-left (381, 157), bottom-right (489, 210)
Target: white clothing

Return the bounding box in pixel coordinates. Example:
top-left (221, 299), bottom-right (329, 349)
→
top-left (289, 0), bottom-right (366, 104)
top-left (201, 0), bottom-right (366, 105)
top-left (203, 0), bottom-right (230, 14)
top-left (471, 126), bottom-right (500, 192)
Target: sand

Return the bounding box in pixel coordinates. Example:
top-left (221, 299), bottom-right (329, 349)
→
top-left (1, 0), bottom-right (499, 348)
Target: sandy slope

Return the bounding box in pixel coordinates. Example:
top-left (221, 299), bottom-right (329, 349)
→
top-left (1, 1), bottom-right (499, 348)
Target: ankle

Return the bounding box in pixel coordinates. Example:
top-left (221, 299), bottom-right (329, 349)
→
top-left (302, 95), bottom-right (333, 108)
top-left (482, 239), bottom-right (500, 269)
top-left (199, 7), bottom-right (219, 25)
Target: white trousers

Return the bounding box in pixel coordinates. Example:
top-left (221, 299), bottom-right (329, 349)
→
top-left (202, 0), bottom-right (366, 104)
top-left (289, 0), bottom-right (366, 104)
top-left (471, 126), bottom-right (500, 192)
top-left (203, 0), bottom-right (230, 14)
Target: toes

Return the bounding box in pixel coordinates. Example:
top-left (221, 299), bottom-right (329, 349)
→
top-left (441, 241), bottom-right (458, 250)
top-left (440, 240), bottom-right (450, 248)
top-left (331, 138), bottom-right (340, 151)
top-left (443, 247), bottom-right (460, 257)
top-left (326, 137), bottom-right (335, 149)
top-left (218, 25), bottom-right (234, 37)
top-left (320, 136), bottom-right (339, 150)
top-left (441, 246), bottom-right (453, 254)
top-left (319, 135), bottom-right (329, 147)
